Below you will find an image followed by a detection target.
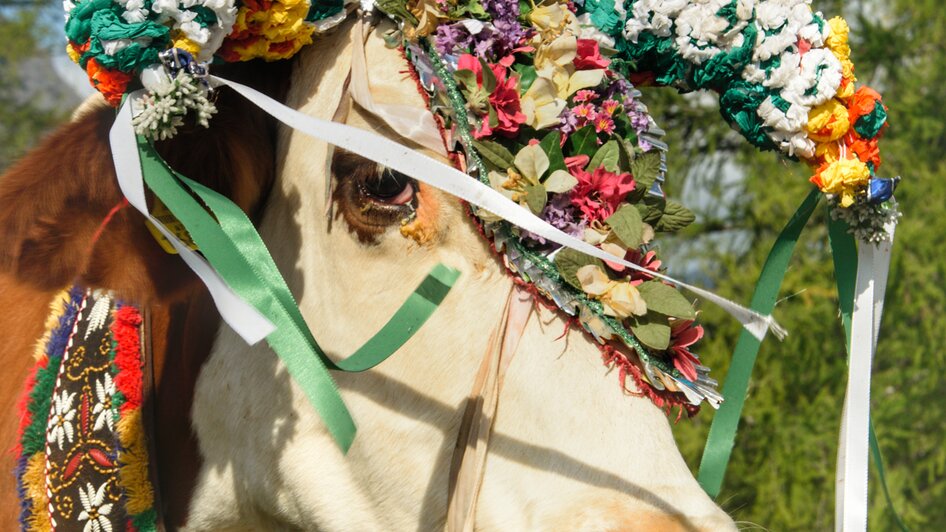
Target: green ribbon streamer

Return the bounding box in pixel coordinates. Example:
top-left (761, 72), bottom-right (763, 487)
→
top-left (137, 137), bottom-right (459, 451)
top-left (829, 216), bottom-right (910, 532)
top-left (698, 187), bottom-right (821, 497)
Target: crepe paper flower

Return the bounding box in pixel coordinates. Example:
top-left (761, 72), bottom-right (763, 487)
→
top-left (85, 58), bottom-right (133, 107)
top-left (573, 89), bottom-right (598, 103)
top-left (669, 319), bottom-right (704, 381)
top-left (826, 17), bottom-right (856, 100)
top-left (574, 38), bottom-right (610, 70)
top-left (576, 264), bottom-right (647, 318)
top-left (570, 165), bottom-right (635, 222)
top-left (221, 0), bottom-right (314, 62)
top-left (811, 156), bottom-right (871, 208)
top-left (806, 99), bottom-right (850, 143)
top-left (848, 136), bottom-right (882, 171)
top-left (847, 86), bottom-right (888, 140)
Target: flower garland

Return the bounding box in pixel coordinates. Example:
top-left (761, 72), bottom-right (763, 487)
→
top-left (577, 0), bottom-right (898, 242)
top-left (401, 2), bottom-right (720, 412)
top-left (64, 0), bottom-right (356, 113)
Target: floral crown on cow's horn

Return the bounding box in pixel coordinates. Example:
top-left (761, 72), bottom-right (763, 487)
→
top-left (64, 0), bottom-right (898, 414)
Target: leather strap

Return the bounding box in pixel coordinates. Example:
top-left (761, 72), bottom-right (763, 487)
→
top-left (446, 287), bottom-right (533, 532)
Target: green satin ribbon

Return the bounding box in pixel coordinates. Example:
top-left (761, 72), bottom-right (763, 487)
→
top-left (698, 187), bottom-right (821, 497)
top-left (138, 137), bottom-right (459, 451)
top-left (829, 216), bottom-right (910, 532)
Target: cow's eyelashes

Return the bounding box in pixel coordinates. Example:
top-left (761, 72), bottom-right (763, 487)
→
top-left (360, 168), bottom-right (414, 205)
top-left (331, 150), bottom-right (417, 243)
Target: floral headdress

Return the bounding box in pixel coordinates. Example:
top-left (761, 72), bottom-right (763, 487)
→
top-left (64, 0), bottom-right (897, 414)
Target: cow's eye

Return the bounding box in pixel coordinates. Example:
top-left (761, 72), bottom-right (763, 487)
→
top-left (331, 150), bottom-right (417, 243)
top-left (362, 168), bottom-right (414, 204)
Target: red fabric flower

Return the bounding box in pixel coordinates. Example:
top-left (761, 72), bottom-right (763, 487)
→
top-left (458, 54), bottom-right (526, 138)
top-left (569, 165), bottom-right (635, 221)
top-left (669, 319), bottom-right (704, 381)
top-left (574, 39), bottom-right (610, 70)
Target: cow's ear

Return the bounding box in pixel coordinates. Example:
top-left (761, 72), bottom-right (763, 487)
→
top-left (0, 59), bottom-right (292, 303)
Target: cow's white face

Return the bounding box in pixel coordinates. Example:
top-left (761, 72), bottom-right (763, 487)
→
top-left (187, 18), bottom-right (737, 532)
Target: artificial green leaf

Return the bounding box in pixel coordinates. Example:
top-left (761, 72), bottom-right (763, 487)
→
top-left (487, 105), bottom-right (499, 128)
top-left (655, 200), bottom-right (696, 232)
top-left (606, 204), bottom-right (644, 249)
top-left (588, 140), bottom-right (621, 172)
top-left (635, 195), bottom-right (666, 224)
top-left (454, 69), bottom-right (477, 91)
top-left (543, 169), bottom-right (578, 193)
top-left (523, 183), bottom-right (547, 214)
top-left (568, 126), bottom-right (597, 159)
top-left (472, 139), bottom-right (515, 171)
top-left (631, 151), bottom-right (662, 192)
top-left (637, 281), bottom-right (696, 319)
top-left (617, 138), bottom-right (634, 171)
top-left (539, 130), bottom-right (567, 173)
top-left (631, 315), bottom-right (671, 350)
top-left (554, 248), bottom-right (605, 290)
top-left (479, 58), bottom-right (496, 93)
top-left (513, 63), bottom-right (537, 92)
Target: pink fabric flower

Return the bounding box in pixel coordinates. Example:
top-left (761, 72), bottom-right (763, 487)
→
top-left (459, 54), bottom-right (526, 139)
top-left (593, 114), bottom-right (616, 135)
top-left (669, 320), bottom-right (704, 381)
top-left (564, 154), bottom-right (589, 174)
top-left (574, 39), bottom-right (610, 70)
top-left (600, 99), bottom-right (620, 116)
top-left (573, 89), bottom-right (598, 103)
top-left (573, 103), bottom-right (596, 126)
top-left (569, 165), bottom-right (636, 221)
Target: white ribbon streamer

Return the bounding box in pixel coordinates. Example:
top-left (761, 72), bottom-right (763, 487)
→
top-left (835, 222), bottom-right (895, 532)
top-left (209, 75), bottom-right (781, 341)
top-left (109, 93), bottom-right (276, 344)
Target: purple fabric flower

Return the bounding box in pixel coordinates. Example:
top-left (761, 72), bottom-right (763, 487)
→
top-left (435, 22), bottom-right (472, 56)
top-left (558, 108), bottom-right (579, 135)
top-left (520, 195), bottom-right (586, 246)
top-left (482, 0), bottom-right (519, 20)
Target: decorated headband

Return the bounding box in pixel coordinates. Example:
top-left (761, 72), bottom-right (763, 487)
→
top-left (66, 0), bottom-right (898, 526)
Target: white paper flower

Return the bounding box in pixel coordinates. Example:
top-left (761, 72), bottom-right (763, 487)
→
top-left (77, 482), bottom-right (114, 532)
top-left (47, 390), bottom-right (77, 451)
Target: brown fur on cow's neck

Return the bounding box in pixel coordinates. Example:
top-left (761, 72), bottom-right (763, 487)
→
top-left (0, 59), bottom-right (291, 529)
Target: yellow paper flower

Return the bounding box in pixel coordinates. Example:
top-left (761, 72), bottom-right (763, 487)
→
top-left (806, 99), bottom-right (850, 143)
top-left (171, 32), bottom-right (201, 57)
top-left (576, 265), bottom-right (647, 318)
top-left (817, 157), bottom-right (871, 207)
top-left (529, 3), bottom-right (571, 38)
top-left (520, 76), bottom-right (566, 129)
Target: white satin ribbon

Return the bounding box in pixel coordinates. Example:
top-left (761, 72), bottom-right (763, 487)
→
top-left (349, 18), bottom-right (447, 156)
top-left (835, 222), bottom-right (895, 532)
top-left (209, 75), bottom-right (781, 341)
top-left (109, 92), bottom-right (276, 344)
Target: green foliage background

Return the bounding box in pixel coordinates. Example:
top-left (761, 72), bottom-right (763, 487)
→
top-left (1, 0), bottom-right (943, 529)
top-left (646, 1), bottom-right (946, 529)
